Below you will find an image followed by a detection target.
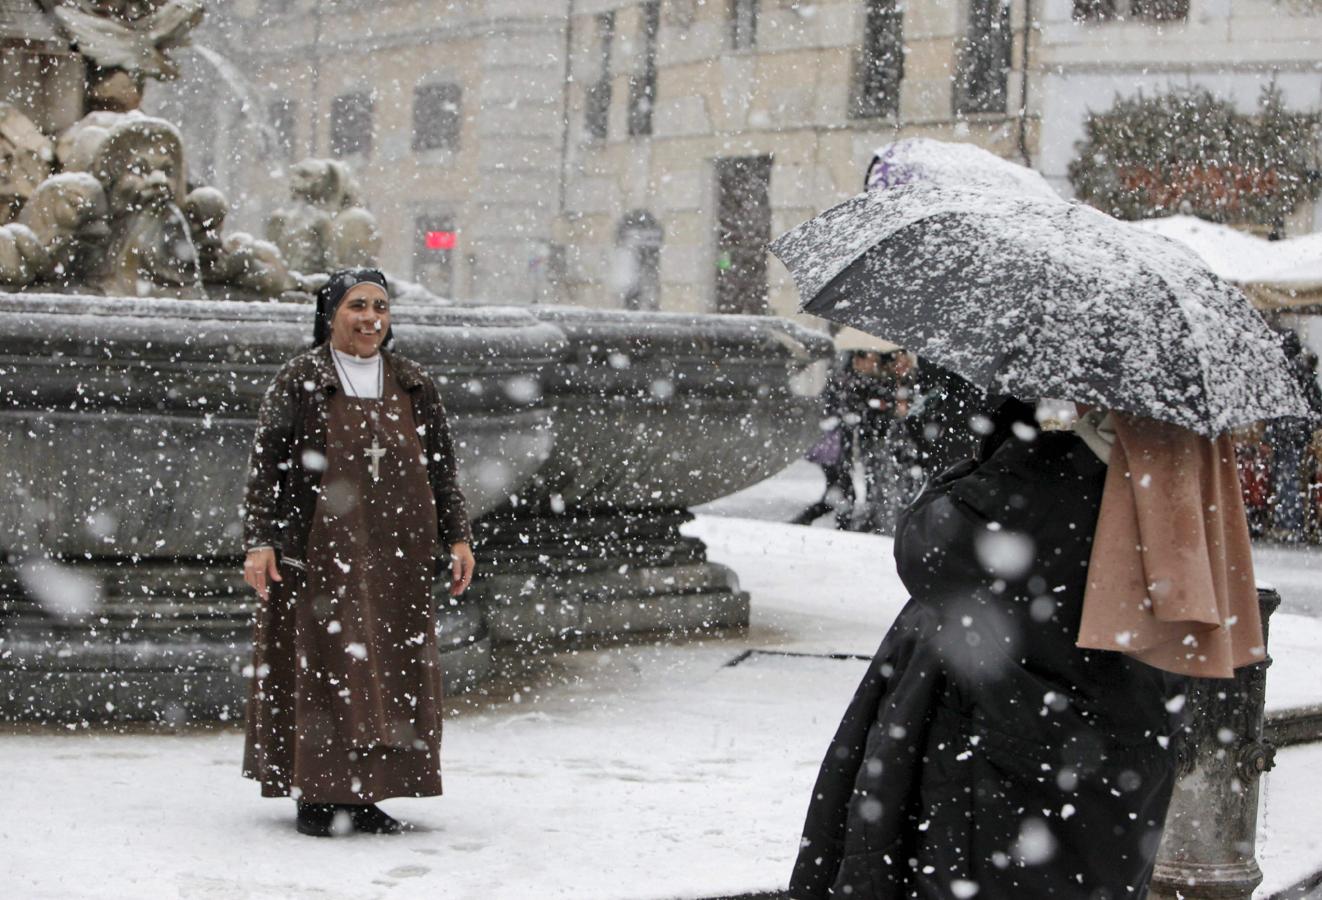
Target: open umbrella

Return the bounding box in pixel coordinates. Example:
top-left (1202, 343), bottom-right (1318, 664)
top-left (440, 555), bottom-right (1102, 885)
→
top-left (864, 137), bottom-right (1060, 201)
top-left (770, 151), bottom-right (1308, 437)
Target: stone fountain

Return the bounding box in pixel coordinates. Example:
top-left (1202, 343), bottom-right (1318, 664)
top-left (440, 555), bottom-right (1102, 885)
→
top-left (0, 2), bottom-right (830, 721)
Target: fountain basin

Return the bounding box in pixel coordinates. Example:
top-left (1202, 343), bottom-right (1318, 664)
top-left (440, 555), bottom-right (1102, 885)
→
top-left (0, 292), bottom-right (830, 721)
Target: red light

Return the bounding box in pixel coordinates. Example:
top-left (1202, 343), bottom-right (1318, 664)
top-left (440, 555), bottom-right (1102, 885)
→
top-left (425, 230), bottom-right (457, 250)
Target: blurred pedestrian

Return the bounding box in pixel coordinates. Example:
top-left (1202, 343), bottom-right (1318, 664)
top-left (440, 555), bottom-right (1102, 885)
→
top-left (240, 268), bottom-right (475, 837)
top-left (793, 351), bottom-right (857, 528)
top-left (790, 398), bottom-right (1262, 898)
top-left (1234, 423), bottom-right (1273, 538)
top-left (1264, 331), bottom-right (1322, 542)
top-left (855, 350), bottom-right (915, 534)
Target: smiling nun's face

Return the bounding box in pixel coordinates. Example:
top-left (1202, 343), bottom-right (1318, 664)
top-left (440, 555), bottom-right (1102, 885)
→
top-left (330, 282), bottom-right (390, 357)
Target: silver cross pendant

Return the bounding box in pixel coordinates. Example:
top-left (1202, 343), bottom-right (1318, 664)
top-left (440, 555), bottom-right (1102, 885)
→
top-left (365, 436), bottom-right (387, 482)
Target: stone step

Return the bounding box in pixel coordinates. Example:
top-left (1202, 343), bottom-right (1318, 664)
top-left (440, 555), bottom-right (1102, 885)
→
top-left (1267, 703), bottom-right (1322, 747)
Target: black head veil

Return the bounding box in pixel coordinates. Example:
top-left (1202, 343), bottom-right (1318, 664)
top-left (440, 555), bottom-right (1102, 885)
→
top-left (313, 267), bottom-right (392, 347)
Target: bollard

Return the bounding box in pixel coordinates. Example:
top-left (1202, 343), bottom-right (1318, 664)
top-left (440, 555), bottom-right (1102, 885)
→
top-left (1149, 588), bottom-right (1280, 900)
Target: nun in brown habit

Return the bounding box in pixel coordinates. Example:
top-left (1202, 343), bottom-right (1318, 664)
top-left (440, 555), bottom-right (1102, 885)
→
top-left (240, 268), bottom-right (475, 837)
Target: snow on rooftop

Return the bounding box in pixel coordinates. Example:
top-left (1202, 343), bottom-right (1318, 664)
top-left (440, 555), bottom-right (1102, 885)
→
top-left (1134, 216), bottom-right (1322, 290)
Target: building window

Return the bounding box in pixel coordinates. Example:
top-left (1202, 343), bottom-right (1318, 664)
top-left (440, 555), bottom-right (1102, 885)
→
top-left (330, 91), bottom-right (373, 158)
top-left (1073, 0), bottom-right (1188, 21)
top-left (714, 156), bottom-right (772, 315)
top-left (851, 0), bottom-right (904, 120)
top-left (628, 2), bottom-right (661, 138)
top-left (615, 211), bottom-right (663, 310)
top-left (413, 82), bottom-right (462, 152)
top-left (268, 98), bottom-right (297, 160)
top-left (729, 0), bottom-right (758, 50)
top-left (954, 0), bottom-right (1011, 116)
top-left (414, 215), bottom-right (455, 297)
top-left (585, 12), bottom-right (615, 141)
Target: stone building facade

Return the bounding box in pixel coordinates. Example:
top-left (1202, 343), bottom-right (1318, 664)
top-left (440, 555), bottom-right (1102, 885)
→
top-left (148, 0), bottom-right (1034, 315)
top-left (555, 0), bottom-right (1034, 316)
top-left (148, 0), bottom-right (567, 305)
top-left (10, 2), bottom-right (1321, 312)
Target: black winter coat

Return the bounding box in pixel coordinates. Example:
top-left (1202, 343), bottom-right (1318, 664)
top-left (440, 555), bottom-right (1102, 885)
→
top-left (789, 431), bottom-right (1184, 900)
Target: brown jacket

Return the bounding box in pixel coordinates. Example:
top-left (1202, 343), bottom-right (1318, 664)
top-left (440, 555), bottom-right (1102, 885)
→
top-left (242, 343), bottom-right (472, 565)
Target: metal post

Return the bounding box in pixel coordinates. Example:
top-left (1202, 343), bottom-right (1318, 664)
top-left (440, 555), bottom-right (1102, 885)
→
top-left (1149, 588), bottom-right (1280, 900)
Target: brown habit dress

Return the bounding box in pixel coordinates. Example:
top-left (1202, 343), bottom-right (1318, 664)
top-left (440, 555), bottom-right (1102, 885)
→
top-left (243, 359), bottom-right (444, 803)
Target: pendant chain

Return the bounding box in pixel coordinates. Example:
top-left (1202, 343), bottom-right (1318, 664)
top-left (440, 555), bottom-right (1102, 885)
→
top-left (331, 350), bottom-right (389, 479)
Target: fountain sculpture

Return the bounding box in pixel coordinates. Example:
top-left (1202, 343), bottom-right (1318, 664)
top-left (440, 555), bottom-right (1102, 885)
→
top-left (0, 1), bottom-right (830, 720)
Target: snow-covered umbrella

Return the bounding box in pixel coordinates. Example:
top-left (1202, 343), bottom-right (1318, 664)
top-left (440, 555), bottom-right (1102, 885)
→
top-left (864, 137), bottom-right (1060, 201)
top-left (770, 158), bottom-right (1309, 437)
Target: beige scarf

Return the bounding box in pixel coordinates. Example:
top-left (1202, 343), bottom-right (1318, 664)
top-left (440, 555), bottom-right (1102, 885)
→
top-left (1076, 411), bottom-right (1264, 679)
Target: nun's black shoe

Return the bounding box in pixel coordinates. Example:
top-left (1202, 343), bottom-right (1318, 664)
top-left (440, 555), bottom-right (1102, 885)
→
top-left (296, 802), bottom-right (340, 837)
top-left (345, 803), bottom-right (404, 835)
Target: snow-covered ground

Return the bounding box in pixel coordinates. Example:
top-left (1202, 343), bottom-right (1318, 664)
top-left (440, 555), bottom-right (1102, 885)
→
top-left (700, 460), bottom-right (1322, 620)
top-left (2, 513), bottom-right (1320, 898)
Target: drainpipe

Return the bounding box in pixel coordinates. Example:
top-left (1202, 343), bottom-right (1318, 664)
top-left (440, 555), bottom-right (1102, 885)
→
top-left (1018, 0), bottom-right (1033, 166)
top-left (309, 0), bottom-right (323, 157)
top-left (558, 0), bottom-right (576, 216)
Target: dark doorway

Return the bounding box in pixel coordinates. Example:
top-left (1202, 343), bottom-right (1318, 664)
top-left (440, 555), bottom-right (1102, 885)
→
top-left (714, 156), bottom-right (773, 315)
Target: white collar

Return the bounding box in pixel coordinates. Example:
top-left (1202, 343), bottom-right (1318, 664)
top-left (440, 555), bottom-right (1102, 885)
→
top-left (331, 347), bottom-right (381, 367)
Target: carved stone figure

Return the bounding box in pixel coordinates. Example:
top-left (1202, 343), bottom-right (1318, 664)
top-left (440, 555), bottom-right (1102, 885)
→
top-left (267, 158), bottom-right (381, 274)
top-left (52, 1), bottom-right (204, 77)
top-left (17, 172), bottom-right (110, 286)
top-left (0, 222), bottom-right (47, 285)
top-left (0, 104), bottom-right (55, 225)
top-left (331, 206), bottom-right (381, 268)
top-left (50, 0), bottom-right (205, 112)
top-left (184, 185), bottom-right (297, 297)
top-left (266, 160), bottom-right (336, 274)
top-left (56, 111), bottom-right (202, 297)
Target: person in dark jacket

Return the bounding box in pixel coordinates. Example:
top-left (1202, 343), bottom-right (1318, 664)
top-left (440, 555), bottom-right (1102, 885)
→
top-left (789, 398), bottom-right (1186, 899)
top-left (1264, 331), bottom-right (1322, 541)
top-left (241, 268), bottom-right (475, 837)
top-left (794, 351), bottom-right (865, 528)
top-left (902, 357), bottom-right (984, 478)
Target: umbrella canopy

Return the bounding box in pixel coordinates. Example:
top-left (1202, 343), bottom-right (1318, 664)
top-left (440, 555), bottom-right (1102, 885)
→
top-left (865, 138), bottom-right (1059, 201)
top-left (771, 176), bottom-right (1309, 437)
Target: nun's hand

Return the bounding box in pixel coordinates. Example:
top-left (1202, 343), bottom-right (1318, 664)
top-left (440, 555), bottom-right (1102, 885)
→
top-left (243, 548), bottom-right (282, 601)
top-left (449, 542), bottom-right (475, 596)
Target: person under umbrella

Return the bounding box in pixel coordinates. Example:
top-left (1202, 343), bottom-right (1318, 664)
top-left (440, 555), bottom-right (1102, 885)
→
top-left (772, 140), bottom-right (1302, 898)
top-left (241, 268), bottom-right (475, 837)
top-left (788, 396), bottom-right (1262, 898)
